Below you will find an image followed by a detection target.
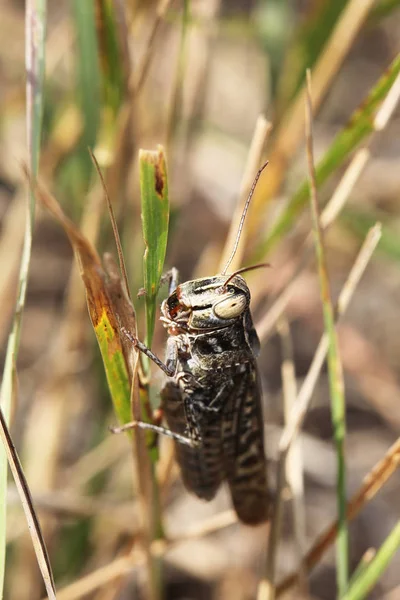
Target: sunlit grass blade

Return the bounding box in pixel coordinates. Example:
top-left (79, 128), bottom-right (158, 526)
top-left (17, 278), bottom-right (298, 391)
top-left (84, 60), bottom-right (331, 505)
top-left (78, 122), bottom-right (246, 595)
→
top-left (0, 407), bottom-right (56, 600)
top-left (343, 521), bottom-right (400, 600)
top-left (139, 146), bottom-right (169, 349)
top-left (255, 53), bottom-right (400, 260)
top-left (0, 0), bottom-right (47, 595)
top-left (305, 71), bottom-right (348, 596)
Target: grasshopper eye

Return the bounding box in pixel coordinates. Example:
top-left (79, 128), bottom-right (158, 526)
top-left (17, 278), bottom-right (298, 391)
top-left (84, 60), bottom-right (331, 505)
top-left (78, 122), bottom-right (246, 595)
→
top-left (213, 294), bottom-right (247, 319)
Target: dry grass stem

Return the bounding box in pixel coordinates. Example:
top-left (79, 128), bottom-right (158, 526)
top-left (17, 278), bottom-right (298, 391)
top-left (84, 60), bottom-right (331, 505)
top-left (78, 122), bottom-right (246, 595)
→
top-left (0, 406), bottom-right (56, 600)
top-left (259, 317), bottom-right (303, 599)
top-left (54, 554), bottom-right (140, 600)
top-left (132, 0), bottom-right (173, 93)
top-left (279, 225), bottom-right (382, 456)
top-left (169, 509), bottom-right (238, 542)
top-left (89, 150), bottom-right (132, 300)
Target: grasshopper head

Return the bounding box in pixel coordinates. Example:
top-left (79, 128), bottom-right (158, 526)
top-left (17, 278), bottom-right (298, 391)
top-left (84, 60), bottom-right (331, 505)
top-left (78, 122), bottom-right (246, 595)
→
top-left (162, 275), bottom-right (251, 331)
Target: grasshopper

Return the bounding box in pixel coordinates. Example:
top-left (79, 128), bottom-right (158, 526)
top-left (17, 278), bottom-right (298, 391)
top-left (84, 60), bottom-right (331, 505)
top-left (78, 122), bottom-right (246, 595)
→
top-left (118, 163), bottom-right (270, 525)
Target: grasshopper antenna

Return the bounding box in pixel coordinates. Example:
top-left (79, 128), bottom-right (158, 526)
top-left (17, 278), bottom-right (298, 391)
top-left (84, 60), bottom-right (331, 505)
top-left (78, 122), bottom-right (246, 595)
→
top-left (221, 262), bottom-right (270, 289)
top-left (221, 161), bottom-right (268, 276)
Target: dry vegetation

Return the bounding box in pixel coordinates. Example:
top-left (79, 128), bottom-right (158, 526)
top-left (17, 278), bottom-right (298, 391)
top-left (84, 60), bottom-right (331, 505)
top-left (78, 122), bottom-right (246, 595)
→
top-left (0, 1), bottom-right (400, 599)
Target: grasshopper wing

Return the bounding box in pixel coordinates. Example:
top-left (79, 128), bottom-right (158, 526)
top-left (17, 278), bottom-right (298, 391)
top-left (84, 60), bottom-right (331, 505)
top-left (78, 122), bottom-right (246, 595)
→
top-left (222, 363), bottom-right (270, 525)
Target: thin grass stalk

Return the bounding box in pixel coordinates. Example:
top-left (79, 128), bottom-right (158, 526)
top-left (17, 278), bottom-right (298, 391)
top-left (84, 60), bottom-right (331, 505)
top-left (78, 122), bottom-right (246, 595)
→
top-left (132, 0), bottom-right (173, 93)
top-left (0, 0), bottom-right (47, 595)
top-left (305, 71), bottom-right (348, 595)
top-left (279, 319), bottom-right (307, 591)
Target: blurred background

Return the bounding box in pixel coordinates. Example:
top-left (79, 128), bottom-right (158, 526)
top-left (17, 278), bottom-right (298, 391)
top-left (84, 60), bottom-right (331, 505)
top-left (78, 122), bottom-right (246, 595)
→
top-left (1, 0), bottom-right (400, 599)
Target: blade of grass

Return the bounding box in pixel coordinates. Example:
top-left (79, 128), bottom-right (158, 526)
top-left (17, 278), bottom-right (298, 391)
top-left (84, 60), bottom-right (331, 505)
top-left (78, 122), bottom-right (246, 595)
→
top-left (275, 0), bottom-right (348, 112)
top-left (139, 146), bottom-right (169, 350)
top-left (277, 436), bottom-right (400, 597)
top-left (306, 70), bottom-right (348, 596)
top-left (0, 407), bottom-right (56, 599)
top-left (0, 0), bottom-right (47, 595)
top-left (343, 522), bottom-right (400, 600)
top-left (139, 146), bottom-right (169, 600)
top-left (255, 53), bottom-right (400, 260)
top-left (368, 0), bottom-right (400, 24)
top-left (348, 548), bottom-right (376, 588)
top-left (71, 0), bottom-right (101, 181)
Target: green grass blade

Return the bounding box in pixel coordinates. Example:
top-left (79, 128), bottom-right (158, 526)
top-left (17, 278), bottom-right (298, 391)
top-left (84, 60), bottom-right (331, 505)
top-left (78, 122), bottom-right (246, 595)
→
top-left (95, 0), bottom-right (125, 113)
top-left (72, 0), bottom-right (100, 147)
top-left (341, 207), bottom-right (400, 261)
top-left (369, 0), bottom-right (400, 23)
top-left (139, 146), bottom-right (169, 349)
top-left (276, 0), bottom-right (348, 110)
top-left (0, 1), bottom-right (47, 595)
top-left (255, 53), bottom-right (400, 260)
top-left (343, 521), bottom-right (400, 600)
top-left (306, 72), bottom-right (348, 596)
top-left (72, 0), bottom-right (101, 182)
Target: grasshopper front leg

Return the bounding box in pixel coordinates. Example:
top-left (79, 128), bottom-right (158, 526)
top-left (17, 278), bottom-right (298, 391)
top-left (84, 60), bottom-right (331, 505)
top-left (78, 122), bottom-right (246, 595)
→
top-left (121, 327), bottom-right (175, 377)
top-left (112, 328), bottom-right (195, 446)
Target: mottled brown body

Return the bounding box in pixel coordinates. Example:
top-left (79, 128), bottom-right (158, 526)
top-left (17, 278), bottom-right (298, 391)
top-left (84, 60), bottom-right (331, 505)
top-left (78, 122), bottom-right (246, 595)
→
top-left (159, 274), bottom-right (270, 525)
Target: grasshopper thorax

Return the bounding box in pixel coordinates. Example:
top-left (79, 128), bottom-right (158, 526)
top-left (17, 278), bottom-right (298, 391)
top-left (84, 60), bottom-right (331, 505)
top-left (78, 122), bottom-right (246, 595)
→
top-left (161, 275), bottom-right (251, 333)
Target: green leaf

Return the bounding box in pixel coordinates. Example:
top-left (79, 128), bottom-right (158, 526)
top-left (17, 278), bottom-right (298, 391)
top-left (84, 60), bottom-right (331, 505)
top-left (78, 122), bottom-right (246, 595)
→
top-left (275, 0), bottom-right (348, 110)
top-left (255, 53), bottom-right (400, 261)
top-left (139, 146), bottom-right (170, 349)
